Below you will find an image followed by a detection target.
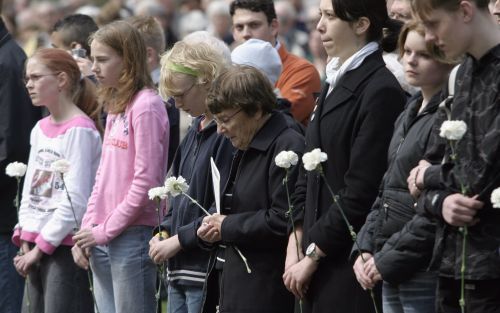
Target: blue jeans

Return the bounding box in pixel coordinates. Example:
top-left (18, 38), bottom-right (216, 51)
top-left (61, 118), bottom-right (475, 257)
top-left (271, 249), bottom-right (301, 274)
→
top-left (90, 226), bottom-right (156, 313)
top-left (383, 271), bottom-right (437, 313)
top-left (0, 234), bottom-right (24, 313)
top-left (167, 283), bottom-right (204, 313)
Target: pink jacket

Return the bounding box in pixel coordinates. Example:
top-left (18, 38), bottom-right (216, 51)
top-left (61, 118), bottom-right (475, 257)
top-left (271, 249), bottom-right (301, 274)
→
top-left (82, 89), bottom-right (169, 245)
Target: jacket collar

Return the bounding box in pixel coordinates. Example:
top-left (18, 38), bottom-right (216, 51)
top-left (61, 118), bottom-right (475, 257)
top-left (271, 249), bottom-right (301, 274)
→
top-left (247, 111), bottom-right (288, 152)
top-left (320, 51), bottom-right (385, 118)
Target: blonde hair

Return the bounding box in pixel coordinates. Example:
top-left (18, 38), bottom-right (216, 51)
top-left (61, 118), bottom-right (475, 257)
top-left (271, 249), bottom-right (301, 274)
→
top-left (159, 41), bottom-right (229, 100)
top-left (90, 20), bottom-right (153, 114)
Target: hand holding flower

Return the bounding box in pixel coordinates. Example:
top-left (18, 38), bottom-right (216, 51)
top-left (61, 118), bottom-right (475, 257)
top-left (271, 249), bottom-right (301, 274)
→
top-left (353, 253), bottom-right (375, 290)
top-left (442, 194), bottom-right (483, 226)
top-left (282, 252), bottom-right (320, 299)
top-left (71, 245), bottom-right (91, 270)
top-left (285, 226), bottom-right (303, 271)
top-left (363, 257), bottom-right (382, 284)
top-left (73, 229), bottom-right (98, 249)
top-left (149, 235), bottom-right (182, 264)
top-left (14, 245), bottom-right (43, 276)
top-left (197, 214), bottom-right (225, 243)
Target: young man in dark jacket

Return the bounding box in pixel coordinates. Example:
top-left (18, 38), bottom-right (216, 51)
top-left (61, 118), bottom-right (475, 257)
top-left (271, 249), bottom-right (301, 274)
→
top-left (0, 4), bottom-right (42, 312)
top-left (410, 0), bottom-right (500, 311)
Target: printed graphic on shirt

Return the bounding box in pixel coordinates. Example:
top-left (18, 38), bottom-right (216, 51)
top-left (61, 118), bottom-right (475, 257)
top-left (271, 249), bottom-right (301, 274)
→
top-left (106, 113), bottom-right (129, 150)
top-left (28, 148), bottom-right (64, 212)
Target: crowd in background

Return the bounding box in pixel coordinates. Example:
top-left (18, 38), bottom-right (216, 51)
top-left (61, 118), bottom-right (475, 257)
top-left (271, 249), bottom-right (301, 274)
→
top-left (1, 0), bottom-right (500, 313)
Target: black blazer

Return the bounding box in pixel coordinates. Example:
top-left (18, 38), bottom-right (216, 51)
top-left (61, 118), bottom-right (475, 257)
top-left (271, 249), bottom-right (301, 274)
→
top-left (218, 111), bottom-right (305, 313)
top-left (293, 51), bottom-right (406, 313)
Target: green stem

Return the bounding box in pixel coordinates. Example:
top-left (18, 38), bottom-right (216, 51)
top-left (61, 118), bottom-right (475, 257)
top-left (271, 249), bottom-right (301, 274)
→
top-left (61, 175), bottom-right (100, 312)
top-left (25, 273), bottom-right (32, 313)
top-left (283, 171), bottom-right (303, 313)
top-left (459, 226), bottom-right (468, 313)
top-left (154, 198), bottom-right (165, 311)
top-left (15, 178), bottom-right (21, 214)
top-left (61, 175), bottom-right (79, 230)
top-left (87, 268), bottom-right (100, 313)
top-left (318, 168), bottom-right (379, 313)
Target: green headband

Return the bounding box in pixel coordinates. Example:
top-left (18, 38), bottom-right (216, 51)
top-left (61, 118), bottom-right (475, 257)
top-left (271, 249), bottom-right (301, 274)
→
top-left (166, 62), bottom-right (199, 77)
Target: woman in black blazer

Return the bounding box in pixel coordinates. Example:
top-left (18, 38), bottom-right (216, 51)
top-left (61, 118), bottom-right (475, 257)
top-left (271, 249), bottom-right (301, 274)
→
top-left (282, 0), bottom-right (406, 312)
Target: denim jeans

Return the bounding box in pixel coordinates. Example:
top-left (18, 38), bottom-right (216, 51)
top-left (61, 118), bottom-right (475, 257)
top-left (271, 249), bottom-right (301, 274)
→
top-left (167, 283), bottom-right (204, 313)
top-left (22, 245), bottom-right (93, 313)
top-left (383, 271), bottom-right (437, 313)
top-left (90, 226), bottom-right (156, 313)
top-left (0, 234), bottom-right (24, 313)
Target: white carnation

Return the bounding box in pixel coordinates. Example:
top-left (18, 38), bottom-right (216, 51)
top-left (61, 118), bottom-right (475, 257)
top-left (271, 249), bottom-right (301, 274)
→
top-left (275, 151), bottom-right (299, 169)
top-left (439, 120), bottom-right (467, 141)
top-left (302, 148), bottom-right (328, 171)
top-left (164, 176), bottom-right (189, 197)
top-left (50, 159), bottom-right (71, 174)
top-left (148, 186), bottom-right (168, 200)
top-left (491, 187), bottom-right (500, 209)
top-left (5, 162), bottom-right (27, 177)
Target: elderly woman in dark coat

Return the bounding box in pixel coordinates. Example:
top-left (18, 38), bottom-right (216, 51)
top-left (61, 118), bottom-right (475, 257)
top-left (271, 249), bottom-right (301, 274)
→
top-left (197, 65), bottom-right (304, 313)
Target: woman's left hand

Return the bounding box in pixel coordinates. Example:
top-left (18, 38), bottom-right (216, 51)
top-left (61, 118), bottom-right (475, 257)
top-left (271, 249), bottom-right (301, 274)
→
top-left (73, 229), bottom-right (98, 249)
top-left (363, 257), bottom-right (382, 283)
top-left (197, 214), bottom-right (226, 243)
top-left (282, 256), bottom-right (318, 299)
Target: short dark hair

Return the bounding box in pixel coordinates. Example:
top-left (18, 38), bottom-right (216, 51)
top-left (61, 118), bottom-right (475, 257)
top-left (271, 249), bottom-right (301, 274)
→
top-left (229, 0), bottom-right (277, 24)
top-left (52, 14), bottom-right (98, 54)
top-left (207, 65), bottom-right (276, 117)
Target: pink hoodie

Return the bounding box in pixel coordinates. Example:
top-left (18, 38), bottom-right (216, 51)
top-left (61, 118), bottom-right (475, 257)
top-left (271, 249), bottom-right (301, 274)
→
top-left (82, 89), bottom-right (169, 245)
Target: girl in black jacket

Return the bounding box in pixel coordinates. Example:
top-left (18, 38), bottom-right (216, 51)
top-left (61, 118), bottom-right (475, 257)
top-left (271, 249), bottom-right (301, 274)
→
top-left (353, 21), bottom-right (456, 313)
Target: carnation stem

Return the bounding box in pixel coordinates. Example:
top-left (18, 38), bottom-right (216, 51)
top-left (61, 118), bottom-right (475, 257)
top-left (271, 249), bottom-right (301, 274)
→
top-left (154, 198), bottom-right (165, 312)
top-left (15, 177), bottom-right (21, 214)
top-left (459, 225), bottom-right (468, 313)
top-left (319, 168), bottom-right (379, 313)
top-left (60, 174), bottom-right (100, 313)
top-left (61, 175), bottom-right (79, 230)
top-left (183, 193), bottom-right (212, 217)
top-left (283, 171), bottom-right (303, 313)
top-left (25, 274), bottom-right (32, 313)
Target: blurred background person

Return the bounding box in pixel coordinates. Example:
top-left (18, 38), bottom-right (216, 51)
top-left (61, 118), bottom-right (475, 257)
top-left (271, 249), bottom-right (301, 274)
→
top-left (229, 0), bottom-right (321, 126)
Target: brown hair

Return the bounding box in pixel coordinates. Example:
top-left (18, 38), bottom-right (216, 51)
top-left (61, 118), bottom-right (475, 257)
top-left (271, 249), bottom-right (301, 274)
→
top-left (411, 0), bottom-right (489, 21)
top-left (128, 16), bottom-right (166, 55)
top-left (31, 48), bottom-right (102, 133)
top-left (90, 20), bottom-right (153, 114)
top-left (397, 20), bottom-right (457, 64)
top-left (207, 65), bottom-right (276, 117)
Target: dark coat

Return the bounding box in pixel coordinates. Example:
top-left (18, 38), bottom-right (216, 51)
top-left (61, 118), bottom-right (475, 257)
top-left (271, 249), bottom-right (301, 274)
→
top-left (0, 19), bottom-right (42, 234)
top-left (293, 51), bottom-right (406, 313)
top-left (162, 117), bottom-right (234, 285)
top-left (355, 91), bottom-right (443, 285)
top-left (418, 46), bottom-right (500, 280)
top-left (216, 111), bottom-right (304, 313)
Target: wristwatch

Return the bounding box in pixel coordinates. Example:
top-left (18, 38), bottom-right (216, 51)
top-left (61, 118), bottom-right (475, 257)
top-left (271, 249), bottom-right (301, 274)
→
top-left (306, 243), bottom-right (322, 262)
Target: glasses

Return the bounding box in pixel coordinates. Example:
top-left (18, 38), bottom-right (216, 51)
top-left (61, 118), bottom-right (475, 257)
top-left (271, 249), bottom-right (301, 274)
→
top-left (24, 73), bottom-right (60, 85)
top-left (168, 83), bottom-right (196, 103)
top-left (213, 109), bottom-right (243, 127)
